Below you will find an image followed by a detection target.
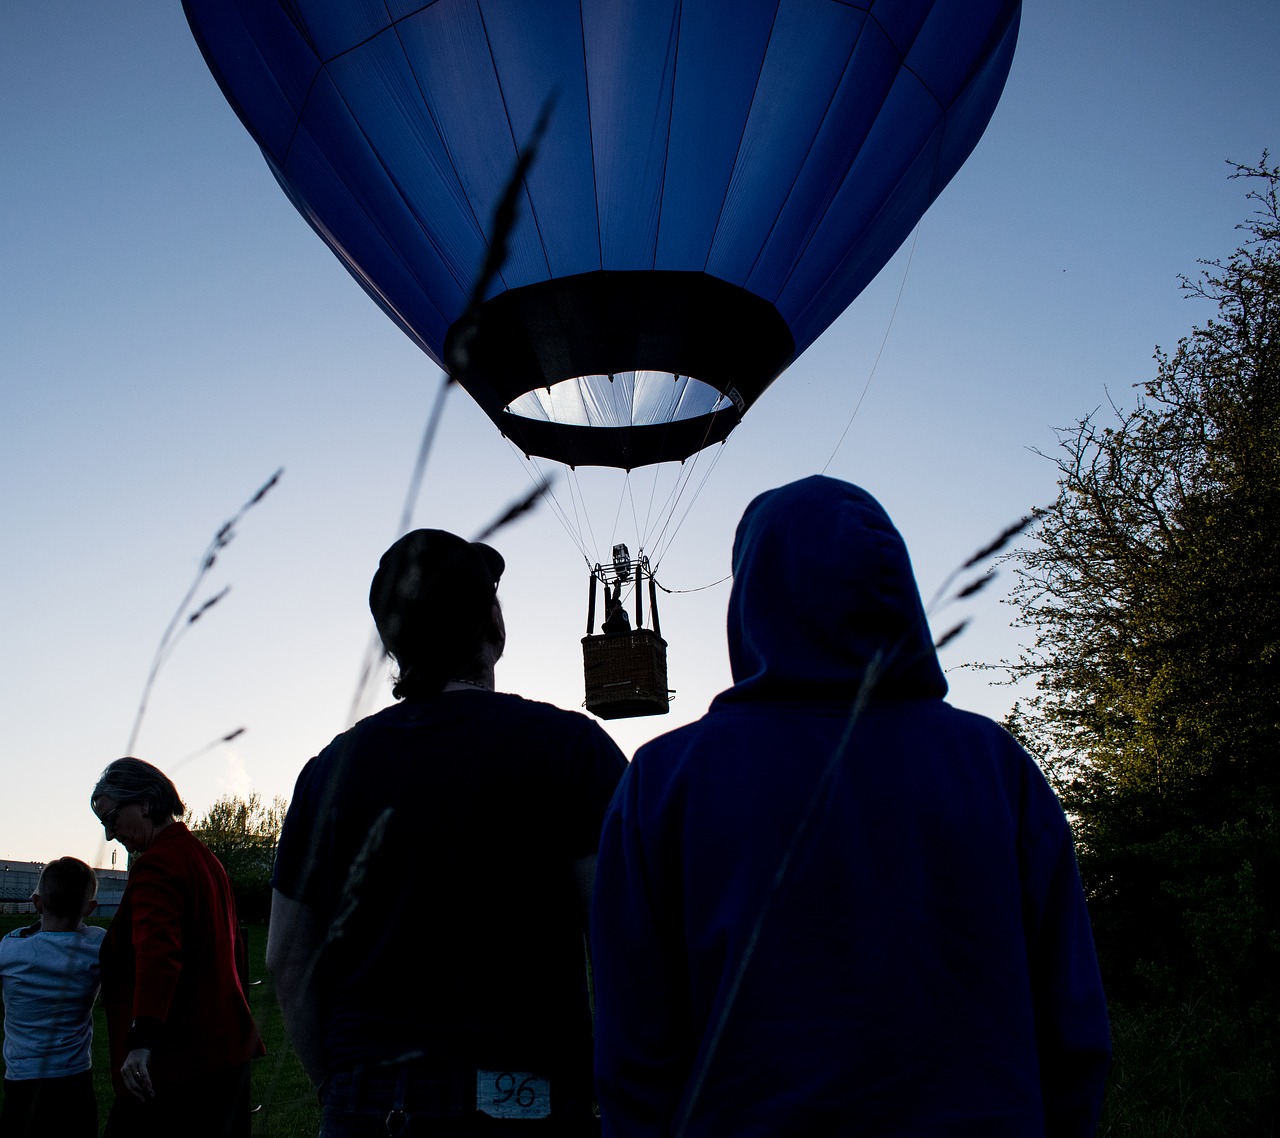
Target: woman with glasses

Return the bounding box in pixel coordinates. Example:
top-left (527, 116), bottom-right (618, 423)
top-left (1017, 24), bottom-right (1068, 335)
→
top-left (91, 757), bottom-right (264, 1138)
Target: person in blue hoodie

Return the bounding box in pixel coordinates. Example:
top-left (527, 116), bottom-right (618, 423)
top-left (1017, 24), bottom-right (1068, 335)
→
top-left (591, 475), bottom-right (1110, 1138)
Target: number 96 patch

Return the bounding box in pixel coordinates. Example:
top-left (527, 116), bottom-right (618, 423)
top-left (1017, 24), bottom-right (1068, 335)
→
top-left (477, 1069), bottom-right (552, 1119)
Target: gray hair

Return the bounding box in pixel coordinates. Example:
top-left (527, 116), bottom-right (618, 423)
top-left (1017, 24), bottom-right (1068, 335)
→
top-left (91, 757), bottom-right (186, 821)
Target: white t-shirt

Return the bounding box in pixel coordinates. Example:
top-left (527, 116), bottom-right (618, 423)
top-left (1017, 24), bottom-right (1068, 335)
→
top-left (0, 924), bottom-right (105, 1080)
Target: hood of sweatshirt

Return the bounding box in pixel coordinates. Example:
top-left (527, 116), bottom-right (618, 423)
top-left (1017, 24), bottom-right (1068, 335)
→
top-left (716, 475), bottom-right (946, 705)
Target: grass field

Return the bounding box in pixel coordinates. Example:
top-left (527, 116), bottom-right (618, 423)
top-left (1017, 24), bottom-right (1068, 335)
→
top-left (5, 915), bottom-right (1271, 1136)
top-left (0, 915), bottom-right (320, 1137)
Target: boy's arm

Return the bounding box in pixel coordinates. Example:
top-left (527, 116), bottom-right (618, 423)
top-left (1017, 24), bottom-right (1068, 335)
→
top-left (266, 890), bottom-right (326, 1087)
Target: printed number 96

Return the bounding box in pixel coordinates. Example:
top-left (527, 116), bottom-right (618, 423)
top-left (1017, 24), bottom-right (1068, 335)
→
top-left (493, 1072), bottom-right (538, 1109)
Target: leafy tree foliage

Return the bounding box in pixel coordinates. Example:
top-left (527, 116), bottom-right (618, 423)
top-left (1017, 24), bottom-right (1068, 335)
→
top-left (1006, 158), bottom-right (1279, 1126)
top-left (193, 791), bottom-right (287, 923)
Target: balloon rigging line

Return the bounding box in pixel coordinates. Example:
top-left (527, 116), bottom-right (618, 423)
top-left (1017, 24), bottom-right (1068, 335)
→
top-left (624, 473), bottom-right (643, 553)
top-left (820, 221), bottom-right (922, 474)
top-left (654, 573), bottom-right (732, 595)
top-left (640, 400), bottom-right (701, 553)
top-left (647, 462), bottom-right (701, 568)
top-left (528, 452), bottom-right (582, 555)
top-left (567, 463), bottom-right (602, 562)
top-left (529, 403), bottom-right (607, 563)
top-left (557, 462), bottom-right (587, 553)
top-left (628, 456), bottom-right (693, 568)
top-left (649, 438), bottom-right (727, 572)
top-left (625, 465), bottom-right (674, 558)
top-left (496, 396), bottom-right (722, 575)
top-left (552, 468), bottom-right (592, 563)
top-left (504, 443), bottom-right (595, 567)
top-left (644, 398), bottom-right (732, 568)
top-left (506, 442), bottom-right (670, 572)
top-left (658, 444), bottom-right (727, 569)
top-left (641, 448), bottom-right (665, 548)
top-left (608, 474), bottom-right (630, 556)
top-left (560, 461), bottom-right (594, 561)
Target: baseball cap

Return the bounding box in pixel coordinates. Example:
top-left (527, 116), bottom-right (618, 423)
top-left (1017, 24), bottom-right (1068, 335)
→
top-left (369, 529), bottom-right (505, 664)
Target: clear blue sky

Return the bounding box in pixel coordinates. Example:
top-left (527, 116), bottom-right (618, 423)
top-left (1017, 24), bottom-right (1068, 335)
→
top-left (2, 2), bottom-right (1276, 869)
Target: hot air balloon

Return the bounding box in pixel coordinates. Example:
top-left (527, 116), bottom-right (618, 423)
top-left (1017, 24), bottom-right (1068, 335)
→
top-left (183, 0), bottom-right (1019, 473)
top-left (182, 0), bottom-right (1020, 717)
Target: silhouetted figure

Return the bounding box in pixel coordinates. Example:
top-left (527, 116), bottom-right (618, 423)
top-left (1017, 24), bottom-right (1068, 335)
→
top-left (591, 476), bottom-right (1110, 1138)
top-left (92, 759), bottom-right (263, 1138)
top-left (269, 529), bottom-right (626, 1135)
top-left (602, 583), bottom-right (631, 635)
top-left (0, 858), bottom-right (103, 1138)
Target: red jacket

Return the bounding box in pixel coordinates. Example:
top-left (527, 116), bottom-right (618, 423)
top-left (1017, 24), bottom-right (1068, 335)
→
top-left (100, 822), bottom-right (264, 1092)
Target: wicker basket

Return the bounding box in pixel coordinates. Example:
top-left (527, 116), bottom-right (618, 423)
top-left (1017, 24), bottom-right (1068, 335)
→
top-left (582, 629), bottom-right (671, 719)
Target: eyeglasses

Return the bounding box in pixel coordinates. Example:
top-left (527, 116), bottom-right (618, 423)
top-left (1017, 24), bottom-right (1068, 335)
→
top-left (96, 800), bottom-right (135, 830)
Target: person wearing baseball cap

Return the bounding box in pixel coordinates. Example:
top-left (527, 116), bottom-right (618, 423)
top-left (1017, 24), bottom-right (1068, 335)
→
top-left (268, 529), bottom-right (627, 1136)
top-left (368, 529), bottom-right (507, 698)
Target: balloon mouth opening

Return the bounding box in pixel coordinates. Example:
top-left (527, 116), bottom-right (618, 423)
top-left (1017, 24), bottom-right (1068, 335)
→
top-left (505, 371), bottom-right (737, 430)
top-left (451, 270), bottom-right (791, 466)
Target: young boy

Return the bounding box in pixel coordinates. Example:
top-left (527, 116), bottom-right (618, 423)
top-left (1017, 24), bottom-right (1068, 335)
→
top-left (0, 857), bottom-right (105, 1138)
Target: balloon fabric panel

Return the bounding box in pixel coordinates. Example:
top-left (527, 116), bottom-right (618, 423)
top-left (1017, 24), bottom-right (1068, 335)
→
top-left (652, 2), bottom-right (778, 274)
top-left (708, 4), bottom-right (890, 297)
top-left (581, 1), bottom-right (680, 272)
top-left (477, 1), bottom-right (601, 282)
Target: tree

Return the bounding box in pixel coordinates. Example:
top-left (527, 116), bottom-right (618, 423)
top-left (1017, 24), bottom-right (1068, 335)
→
top-left (193, 791), bottom-right (287, 923)
top-left (1004, 158), bottom-right (1279, 1126)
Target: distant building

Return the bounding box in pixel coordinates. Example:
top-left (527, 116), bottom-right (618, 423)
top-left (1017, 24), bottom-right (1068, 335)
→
top-left (0, 857), bottom-right (129, 918)
top-left (0, 860), bottom-right (40, 915)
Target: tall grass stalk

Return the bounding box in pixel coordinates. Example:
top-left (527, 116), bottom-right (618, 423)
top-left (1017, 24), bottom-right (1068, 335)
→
top-left (125, 468), bottom-right (282, 754)
top-left (346, 100), bottom-right (554, 725)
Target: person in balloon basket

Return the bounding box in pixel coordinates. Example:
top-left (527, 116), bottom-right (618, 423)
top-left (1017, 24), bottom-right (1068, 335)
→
top-left (91, 757), bottom-right (265, 1138)
top-left (590, 475), bottom-right (1111, 1138)
top-left (602, 584), bottom-right (631, 636)
top-left (268, 528), bottom-right (628, 1137)
top-left (0, 857), bottom-right (105, 1138)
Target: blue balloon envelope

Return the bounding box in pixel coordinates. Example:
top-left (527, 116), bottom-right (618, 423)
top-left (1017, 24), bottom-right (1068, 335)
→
top-left (184, 0), bottom-right (1019, 470)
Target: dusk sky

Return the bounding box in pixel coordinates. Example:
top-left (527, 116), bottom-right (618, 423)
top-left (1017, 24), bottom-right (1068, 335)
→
top-left (3, 2), bottom-right (1276, 870)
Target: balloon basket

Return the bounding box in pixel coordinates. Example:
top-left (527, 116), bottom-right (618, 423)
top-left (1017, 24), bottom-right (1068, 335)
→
top-left (582, 630), bottom-right (671, 720)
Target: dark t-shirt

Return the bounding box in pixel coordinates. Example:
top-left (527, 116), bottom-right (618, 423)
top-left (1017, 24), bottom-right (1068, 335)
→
top-left (272, 690), bottom-right (627, 1086)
